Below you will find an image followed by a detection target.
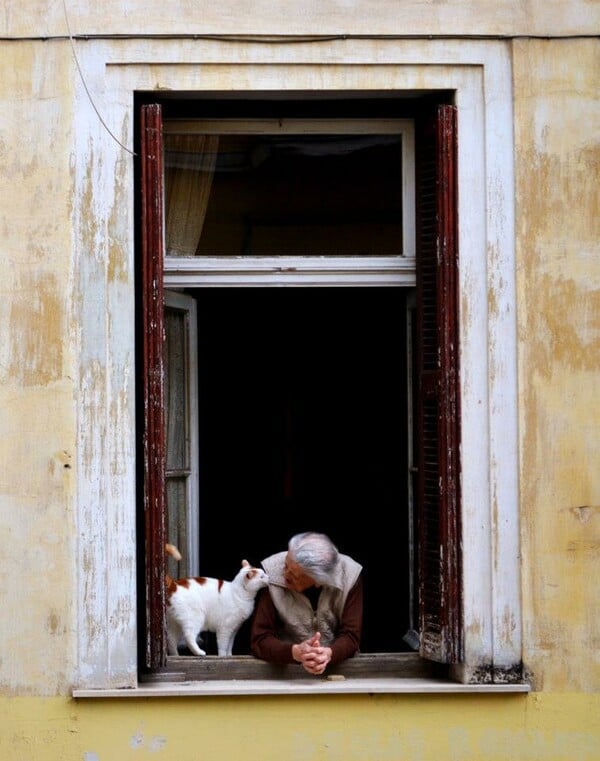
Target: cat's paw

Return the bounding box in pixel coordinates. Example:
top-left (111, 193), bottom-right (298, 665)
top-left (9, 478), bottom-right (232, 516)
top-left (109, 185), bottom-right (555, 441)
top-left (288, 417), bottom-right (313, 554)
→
top-left (185, 641), bottom-right (206, 656)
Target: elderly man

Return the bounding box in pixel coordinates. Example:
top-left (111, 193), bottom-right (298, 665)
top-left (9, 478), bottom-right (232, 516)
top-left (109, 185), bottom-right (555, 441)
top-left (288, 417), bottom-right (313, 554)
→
top-left (250, 531), bottom-right (363, 675)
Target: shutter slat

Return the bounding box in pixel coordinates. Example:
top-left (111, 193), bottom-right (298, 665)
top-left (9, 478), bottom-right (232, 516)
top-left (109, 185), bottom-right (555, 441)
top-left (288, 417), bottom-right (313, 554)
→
top-left (141, 103), bottom-right (168, 670)
top-left (416, 103), bottom-right (462, 664)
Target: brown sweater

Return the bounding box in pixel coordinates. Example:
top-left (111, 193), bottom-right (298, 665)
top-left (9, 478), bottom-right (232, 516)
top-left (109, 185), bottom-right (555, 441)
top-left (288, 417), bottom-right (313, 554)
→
top-left (250, 576), bottom-right (363, 665)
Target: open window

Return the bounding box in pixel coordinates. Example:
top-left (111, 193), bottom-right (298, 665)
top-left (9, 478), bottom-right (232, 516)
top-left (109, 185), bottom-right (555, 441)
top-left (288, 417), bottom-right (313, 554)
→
top-left (164, 290), bottom-right (199, 579)
top-left (138, 97), bottom-right (460, 680)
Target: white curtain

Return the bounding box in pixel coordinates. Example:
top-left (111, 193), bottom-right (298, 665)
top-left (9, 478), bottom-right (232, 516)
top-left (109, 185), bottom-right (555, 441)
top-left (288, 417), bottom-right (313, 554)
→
top-left (165, 134), bottom-right (219, 257)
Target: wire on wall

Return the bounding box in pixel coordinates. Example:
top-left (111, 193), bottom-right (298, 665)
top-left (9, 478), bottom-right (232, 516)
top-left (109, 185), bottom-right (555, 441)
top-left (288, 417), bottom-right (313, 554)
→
top-left (62, 0), bottom-right (137, 157)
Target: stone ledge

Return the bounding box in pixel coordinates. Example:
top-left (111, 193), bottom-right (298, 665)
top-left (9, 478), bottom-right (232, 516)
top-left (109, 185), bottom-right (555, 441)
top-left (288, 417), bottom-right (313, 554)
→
top-left (73, 677), bottom-right (531, 698)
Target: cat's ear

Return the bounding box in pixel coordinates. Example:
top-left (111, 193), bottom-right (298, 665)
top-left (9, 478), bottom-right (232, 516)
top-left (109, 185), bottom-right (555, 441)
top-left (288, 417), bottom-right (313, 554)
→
top-left (241, 559), bottom-right (250, 568)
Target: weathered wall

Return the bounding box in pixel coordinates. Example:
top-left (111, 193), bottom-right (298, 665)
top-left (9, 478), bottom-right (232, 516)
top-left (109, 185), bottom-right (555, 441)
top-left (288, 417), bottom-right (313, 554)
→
top-left (1, 693), bottom-right (599, 761)
top-left (0, 0), bottom-right (599, 757)
top-left (514, 38), bottom-right (600, 693)
top-left (0, 41), bottom-right (78, 696)
top-left (1, 0), bottom-right (598, 37)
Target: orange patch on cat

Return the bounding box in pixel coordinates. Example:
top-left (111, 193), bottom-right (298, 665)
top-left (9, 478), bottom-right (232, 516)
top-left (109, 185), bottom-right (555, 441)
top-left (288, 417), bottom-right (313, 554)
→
top-left (218, 579), bottom-right (224, 592)
top-left (193, 577), bottom-right (207, 585)
top-left (165, 576), bottom-right (178, 600)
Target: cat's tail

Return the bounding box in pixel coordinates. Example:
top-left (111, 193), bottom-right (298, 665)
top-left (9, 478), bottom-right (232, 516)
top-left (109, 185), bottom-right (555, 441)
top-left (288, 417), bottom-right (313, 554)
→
top-left (165, 543), bottom-right (182, 561)
top-left (165, 543), bottom-right (182, 589)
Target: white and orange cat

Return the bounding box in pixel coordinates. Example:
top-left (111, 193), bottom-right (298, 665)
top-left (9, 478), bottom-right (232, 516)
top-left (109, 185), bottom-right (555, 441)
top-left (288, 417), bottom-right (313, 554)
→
top-left (165, 544), bottom-right (269, 656)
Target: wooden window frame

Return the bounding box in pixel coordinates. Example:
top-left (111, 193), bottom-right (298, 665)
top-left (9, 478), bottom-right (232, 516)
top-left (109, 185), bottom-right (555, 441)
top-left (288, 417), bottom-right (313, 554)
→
top-left (139, 102), bottom-right (462, 677)
top-left (164, 290), bottom-right (200, 578)
top-left (415, 104), bottom-right (462, 664)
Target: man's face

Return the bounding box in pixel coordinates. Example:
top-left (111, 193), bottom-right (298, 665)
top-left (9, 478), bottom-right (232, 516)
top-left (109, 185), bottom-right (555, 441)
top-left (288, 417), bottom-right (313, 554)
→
top-left (283, 554), bottom-right (316, 592)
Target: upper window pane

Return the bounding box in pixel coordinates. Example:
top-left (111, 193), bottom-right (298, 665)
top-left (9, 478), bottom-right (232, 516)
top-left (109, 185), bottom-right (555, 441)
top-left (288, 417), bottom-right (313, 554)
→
top-left (164, 132), bottom-right (404, 257)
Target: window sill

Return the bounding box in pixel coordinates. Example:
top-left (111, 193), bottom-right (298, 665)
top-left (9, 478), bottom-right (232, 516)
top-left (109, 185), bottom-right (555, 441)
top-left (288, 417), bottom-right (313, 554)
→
top-left (73, 677), bottom-right (530, 698)
top-left (72, 654), bottom-right (530, 697)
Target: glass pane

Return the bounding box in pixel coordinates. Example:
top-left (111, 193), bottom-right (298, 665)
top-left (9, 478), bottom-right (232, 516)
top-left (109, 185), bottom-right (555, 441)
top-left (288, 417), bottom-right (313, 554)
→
top-left (164, 308), bottom-right (187, 470)
top-left (165, 133), bottom-right (403, 257)
top-left (166, 476), bottom-right (190, 577)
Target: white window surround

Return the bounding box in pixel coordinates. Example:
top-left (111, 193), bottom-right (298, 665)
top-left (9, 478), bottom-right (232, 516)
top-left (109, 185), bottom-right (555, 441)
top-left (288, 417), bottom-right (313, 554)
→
top-left (73, 39), bottom-right (521, 693)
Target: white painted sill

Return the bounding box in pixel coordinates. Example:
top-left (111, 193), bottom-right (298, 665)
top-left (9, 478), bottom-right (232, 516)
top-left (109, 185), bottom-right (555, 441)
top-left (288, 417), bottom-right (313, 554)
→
top-left (73, 678), bottom-right (530, 698)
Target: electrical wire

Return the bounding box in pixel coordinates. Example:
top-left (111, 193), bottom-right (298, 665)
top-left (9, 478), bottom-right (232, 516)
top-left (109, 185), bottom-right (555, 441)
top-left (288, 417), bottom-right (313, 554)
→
top-left (62, 0), bottom-right (136, 156)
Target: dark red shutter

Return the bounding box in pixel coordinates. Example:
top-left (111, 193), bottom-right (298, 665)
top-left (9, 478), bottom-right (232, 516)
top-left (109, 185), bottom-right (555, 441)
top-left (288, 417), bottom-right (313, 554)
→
top-left (415, 104), bottom-right (462, 663)
top-left (140, 103), bottom-right (167, 669)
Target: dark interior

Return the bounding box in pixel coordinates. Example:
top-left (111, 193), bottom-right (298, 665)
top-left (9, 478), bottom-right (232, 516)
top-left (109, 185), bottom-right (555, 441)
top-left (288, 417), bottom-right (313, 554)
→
top-left (185, 286), bottom-right (414, 653)
top-left (182, 133), bottom-right (404, 257)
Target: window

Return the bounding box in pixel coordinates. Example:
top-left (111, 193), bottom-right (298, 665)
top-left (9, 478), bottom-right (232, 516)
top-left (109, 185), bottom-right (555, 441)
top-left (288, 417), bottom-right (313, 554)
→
top-left (71, 47), bottom-right (523, 697)
top-left (164, 290), bottom-right (199, 579)
top-left (138, 96), bottom-right (463, 681)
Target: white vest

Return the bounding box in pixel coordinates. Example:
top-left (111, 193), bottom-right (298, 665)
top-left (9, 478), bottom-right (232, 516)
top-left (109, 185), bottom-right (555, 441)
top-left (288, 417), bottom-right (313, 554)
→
top-left (261, 551), bottom-right (362, 646)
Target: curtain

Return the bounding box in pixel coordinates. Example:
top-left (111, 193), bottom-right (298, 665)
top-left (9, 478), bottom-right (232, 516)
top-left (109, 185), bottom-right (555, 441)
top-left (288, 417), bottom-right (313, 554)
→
top-left (165, 134), bottom-right (219, 257)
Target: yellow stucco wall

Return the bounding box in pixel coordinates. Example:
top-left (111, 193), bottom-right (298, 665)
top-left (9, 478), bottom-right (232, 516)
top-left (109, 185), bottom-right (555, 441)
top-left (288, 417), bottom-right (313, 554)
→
top-left (1, 694), bottom-right (599, 761)
top-left (1, 3), bottom-right (599, 758)
top-left (514, 38), bottom-right (600, 693)
top-left (2, 0), bottom-right (598, 37)
top-left (0, 40), bottom-right (78, 695)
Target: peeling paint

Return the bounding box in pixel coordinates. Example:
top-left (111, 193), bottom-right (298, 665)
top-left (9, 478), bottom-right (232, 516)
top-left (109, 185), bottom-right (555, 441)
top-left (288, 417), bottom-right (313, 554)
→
top-left (565, 539), bottom-right (600, 561)
top-left (107, 162), bottom-right (130, 285)
top-left (6, 274), bottom-right (63, 386)
top-left (47, 612), bottom-right (60, 635)
top-left (514, 38), bottom-right (600, 693)
top-left (0, 21), bottom-right (598, 755)
top-left (568, 505), bottom-right (599, 524)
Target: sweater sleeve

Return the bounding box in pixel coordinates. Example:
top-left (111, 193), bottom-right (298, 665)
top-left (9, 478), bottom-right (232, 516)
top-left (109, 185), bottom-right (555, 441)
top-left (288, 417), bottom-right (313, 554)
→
top-left (250, 577), bottom-right (364, 665)
top-left (328, 575), bottom-right (363, 664)
top-left (250, 587), bottom-right (297, 664)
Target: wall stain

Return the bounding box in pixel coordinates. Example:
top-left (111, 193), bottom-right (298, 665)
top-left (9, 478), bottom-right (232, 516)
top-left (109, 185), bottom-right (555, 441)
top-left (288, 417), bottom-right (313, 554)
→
top-left (567, 505), bottom-right (599, 524)
top-left (107, 160), bottom-right (129, 285)
top-left (565, 539), bottom-right (600, 561)
top-left (47, 612), bottom-right (60, 635)
top-left (6, 273), bottom-right (63, 386)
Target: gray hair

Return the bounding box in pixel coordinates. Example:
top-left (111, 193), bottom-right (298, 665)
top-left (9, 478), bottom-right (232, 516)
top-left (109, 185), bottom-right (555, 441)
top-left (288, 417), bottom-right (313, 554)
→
top-left (288, 532), bottom-right (339, 586)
